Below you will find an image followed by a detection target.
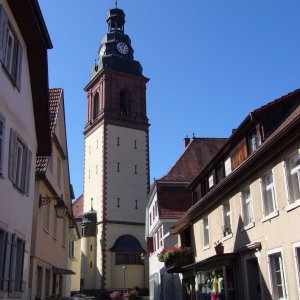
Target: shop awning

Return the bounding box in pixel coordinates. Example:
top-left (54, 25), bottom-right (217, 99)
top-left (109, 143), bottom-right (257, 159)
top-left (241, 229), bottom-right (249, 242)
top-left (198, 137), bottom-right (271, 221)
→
top-left (52, 266), bottom-right (75, 275)
top-left (182, 253), bottom-right (239, 272)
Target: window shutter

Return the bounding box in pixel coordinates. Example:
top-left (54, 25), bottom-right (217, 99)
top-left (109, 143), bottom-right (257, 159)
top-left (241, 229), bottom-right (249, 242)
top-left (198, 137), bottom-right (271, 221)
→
top-left (20, 146), bottom-right (27, 192)
top-left (2, 232), bottom-right (12, 291)
top-left (0, 5), bottom-right (8, 64)
top-left (24, 148), bottom-right (32, 194)
top-left (0, 231), bottom-right (7, 289)
top-left (147, 237), bottom-right (153, 253)
top-left (9, 234), bottom-right (17, 292)
top-left (8, 129), bottom-right (17, 182)
top-left (15, 40), bottom-right (22, 90)
top-left (0, 117), bottom-right (4, 172)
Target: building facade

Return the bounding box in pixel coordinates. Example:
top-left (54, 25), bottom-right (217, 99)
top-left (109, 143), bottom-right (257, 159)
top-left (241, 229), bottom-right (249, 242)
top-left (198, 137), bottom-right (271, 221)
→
top-left (30, 88), bottom-right (78, 299)
top-left (170, 89), bottom-right (300, 300)
top-left (146, 138), bottom-right (227, 300)
top-left (81, 6), bottom-right (149, 294)
top-left (0, 0), bottom-right (52, 299)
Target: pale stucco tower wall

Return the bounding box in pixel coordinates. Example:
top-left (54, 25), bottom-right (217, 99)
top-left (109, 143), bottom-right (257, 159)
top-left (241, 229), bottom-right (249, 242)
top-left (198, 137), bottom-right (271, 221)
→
top-left (82, 7), bottom-right (149, 292)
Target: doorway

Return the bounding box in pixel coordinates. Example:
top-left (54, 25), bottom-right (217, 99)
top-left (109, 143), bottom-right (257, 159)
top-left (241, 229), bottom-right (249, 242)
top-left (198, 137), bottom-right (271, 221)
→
top-left (246, 258), bottom-right (262, 300)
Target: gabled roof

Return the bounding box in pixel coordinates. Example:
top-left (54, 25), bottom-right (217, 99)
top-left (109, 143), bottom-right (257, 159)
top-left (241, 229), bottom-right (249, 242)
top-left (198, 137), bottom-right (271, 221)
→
top-left (159, 138), bottom-right (227, 182)
top-left (36, 89), bottom-right (62, 173)
top-left (73, 194), bottom-right (84, 219)
top-left (151, 138), bottom-right (227, 220)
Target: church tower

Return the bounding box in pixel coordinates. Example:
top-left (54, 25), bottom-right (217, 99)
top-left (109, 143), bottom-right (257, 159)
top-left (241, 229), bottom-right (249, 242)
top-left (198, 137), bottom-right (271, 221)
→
top-left (82, 5), bottom-right (149, 292)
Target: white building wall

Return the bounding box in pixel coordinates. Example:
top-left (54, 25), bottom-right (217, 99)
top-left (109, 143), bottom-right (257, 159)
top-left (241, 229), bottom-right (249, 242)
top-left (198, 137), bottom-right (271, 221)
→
top-left (0, 2), bottom-right (37, 299)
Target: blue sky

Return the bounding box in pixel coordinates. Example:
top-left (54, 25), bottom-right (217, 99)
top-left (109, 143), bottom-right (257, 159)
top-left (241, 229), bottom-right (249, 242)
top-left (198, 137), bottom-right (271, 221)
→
top-left (38, 0), bottom-right (300, 198)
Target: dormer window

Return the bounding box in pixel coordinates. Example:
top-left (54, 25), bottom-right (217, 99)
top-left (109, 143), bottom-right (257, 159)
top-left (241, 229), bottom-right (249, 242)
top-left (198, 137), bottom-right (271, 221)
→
top-left (247, 128), bottom-right (261, 154)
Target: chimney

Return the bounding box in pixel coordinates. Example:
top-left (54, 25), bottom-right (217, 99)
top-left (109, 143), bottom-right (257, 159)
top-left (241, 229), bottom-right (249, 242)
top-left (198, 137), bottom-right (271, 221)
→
top-left (184, 136), bottom-right (191, 149)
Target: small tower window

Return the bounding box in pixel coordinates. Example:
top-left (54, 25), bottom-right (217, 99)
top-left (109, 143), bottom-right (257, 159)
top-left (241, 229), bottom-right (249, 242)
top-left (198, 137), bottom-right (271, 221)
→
top-left (135, 200), bottom-right (138, 209)
top-left (117, 162), bottom-right (120, 172)
top-left (117, 137), bottom-right (120, 146)
top-left (134, 165), bottom-right (137, 174)
top-left (120, 89), bottom-right (131, 116)
top-left (134, 140), bottom-right (137, 149)
top-left (93, 93), bottom-right (100, 121)
top-left (117, 198), bottom-right (120, 208)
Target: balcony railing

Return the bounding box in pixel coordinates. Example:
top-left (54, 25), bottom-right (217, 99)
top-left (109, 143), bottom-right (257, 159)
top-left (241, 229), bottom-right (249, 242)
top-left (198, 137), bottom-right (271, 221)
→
top-left (163, 247), bottom-right (194, 273)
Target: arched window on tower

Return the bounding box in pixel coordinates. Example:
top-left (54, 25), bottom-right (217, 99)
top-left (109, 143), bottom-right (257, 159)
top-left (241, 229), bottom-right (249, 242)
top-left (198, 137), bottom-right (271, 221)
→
top-left (120, 89), bottom-right (131, 116)
top-left (93, 93), bottom-right (100, 121)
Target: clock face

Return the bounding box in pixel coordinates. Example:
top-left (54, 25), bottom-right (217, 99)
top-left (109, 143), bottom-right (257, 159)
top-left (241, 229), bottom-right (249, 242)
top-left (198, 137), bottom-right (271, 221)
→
top-left (117, 42), bottom-right (129, 55)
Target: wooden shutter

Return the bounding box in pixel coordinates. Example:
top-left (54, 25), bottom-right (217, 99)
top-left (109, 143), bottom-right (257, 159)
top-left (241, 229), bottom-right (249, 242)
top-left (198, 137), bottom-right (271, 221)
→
top-left (0, 5), bottom-right (8, 64)
top-left (2, 232), bottom-right (12, 291)
top-left (0, 231), bottom-right (7, 290)
top-left (15, 40), bottom-right (22, 90)
top-left (24, 148), bottom-right (32, 194)
top-left (8, 129), bottom-right (17, 182)
top-left (147, 237), bottom-right (153, 253)
top-left (9, 234), bottom-right (17, 292)
top-left (0, 117), bottom-right (4, 172)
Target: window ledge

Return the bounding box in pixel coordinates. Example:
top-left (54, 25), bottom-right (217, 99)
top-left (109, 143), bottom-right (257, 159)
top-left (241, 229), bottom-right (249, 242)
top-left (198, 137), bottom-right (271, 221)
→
top-left (261, 211), bottom-right (279, 223)
top-left (202, 245), bottom-right (210, 251)
top-left (222, 233), bottom-right (233, 242)
top-left (241, 222), bottom-right (255, 232)
top-left (285, 201), bottom-right (300, 212)
top-left (43, 228), bottom-right (50, 234)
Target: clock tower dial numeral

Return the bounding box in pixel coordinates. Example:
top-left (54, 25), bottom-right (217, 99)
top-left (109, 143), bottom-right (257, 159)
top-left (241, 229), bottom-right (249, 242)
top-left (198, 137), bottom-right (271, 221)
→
top-left (117, 42), bottom-right (129, 55)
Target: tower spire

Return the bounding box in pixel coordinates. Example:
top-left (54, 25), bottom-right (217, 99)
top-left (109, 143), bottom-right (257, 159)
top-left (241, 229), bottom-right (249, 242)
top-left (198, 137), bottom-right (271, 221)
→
top-left (115, 0), bottom-right (118, 8)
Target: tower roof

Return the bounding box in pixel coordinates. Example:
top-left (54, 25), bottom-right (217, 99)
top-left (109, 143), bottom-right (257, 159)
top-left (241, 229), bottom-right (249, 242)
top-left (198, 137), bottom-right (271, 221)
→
top-left (90, 6), bottom-right (143, 79)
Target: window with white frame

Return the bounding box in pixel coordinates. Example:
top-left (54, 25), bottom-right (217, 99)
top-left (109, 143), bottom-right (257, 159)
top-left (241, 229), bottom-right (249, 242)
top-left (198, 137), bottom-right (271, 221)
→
top-left (261, 171), bottom-right (277, 216)
top-left (69, 239), bottom-right (75, 258)
top-left (9, 129), bottom-right (32, 194)
top-left (225, 157), bottom-right (232, 177)
top-left (284, 153), bottom-right (300, 205)
top-left (293, 244), bottom-right (300, 294)
top-left (0, 5), bottom-right (23, 90)
top-left (208, 173), bottom-right (214, 189)
top-left (268, 252), bottom-right (287, 300)
top-left (222, 200), bottom-right (232, 236)
top-left (203, 217), bottom-right (209, 247)
top-left (241, 187), bottom-right (253, 226)
top-left (0, 231), bottom-right (25, 292)
top-left (0, 115), bottom-right (4, 174)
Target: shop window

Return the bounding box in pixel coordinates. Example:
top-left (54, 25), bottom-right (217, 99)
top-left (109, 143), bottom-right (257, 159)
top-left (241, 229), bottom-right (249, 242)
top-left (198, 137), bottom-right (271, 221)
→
top-left (261, 171), bottom-right (277, 216)
top-left (241, 187), bottom-right (254, 226)
top-left (9, 129), bottom-right (32, 194)
top-left (268, 252), bottom-right (287, 299)
top-left (203, 217), bottom-right (209, 247)
top-left (284, 152), bottom-right (300, 205)
top-left (222, 200), bottom-right (232, 236)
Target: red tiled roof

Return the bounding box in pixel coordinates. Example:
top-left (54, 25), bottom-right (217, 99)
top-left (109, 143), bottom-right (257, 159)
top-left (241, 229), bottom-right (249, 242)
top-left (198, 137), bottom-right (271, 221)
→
top-left (73, 194), bottom-right (84, 219)
top-left (160, 138), bottom-right (227, 182)
top-left (35, 88), bottom-right (62, 173)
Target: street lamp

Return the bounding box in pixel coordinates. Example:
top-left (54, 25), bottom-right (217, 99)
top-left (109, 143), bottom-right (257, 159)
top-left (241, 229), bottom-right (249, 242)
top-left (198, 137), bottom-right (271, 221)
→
top-left (122, 265), bottom-right (127, 289)
top-left (39, 194), bottom-right (67, 218)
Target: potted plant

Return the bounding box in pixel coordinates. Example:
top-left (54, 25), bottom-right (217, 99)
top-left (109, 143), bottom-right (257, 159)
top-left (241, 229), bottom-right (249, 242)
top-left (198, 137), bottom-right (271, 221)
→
top-left (110, 291), bottom-right (121, 300)
top-left (123, 290), bottom-right (138, 300)
top-left (214, 241), bottom-right (224, 255)
top-left (222, 224), bottom-right (232, 236)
